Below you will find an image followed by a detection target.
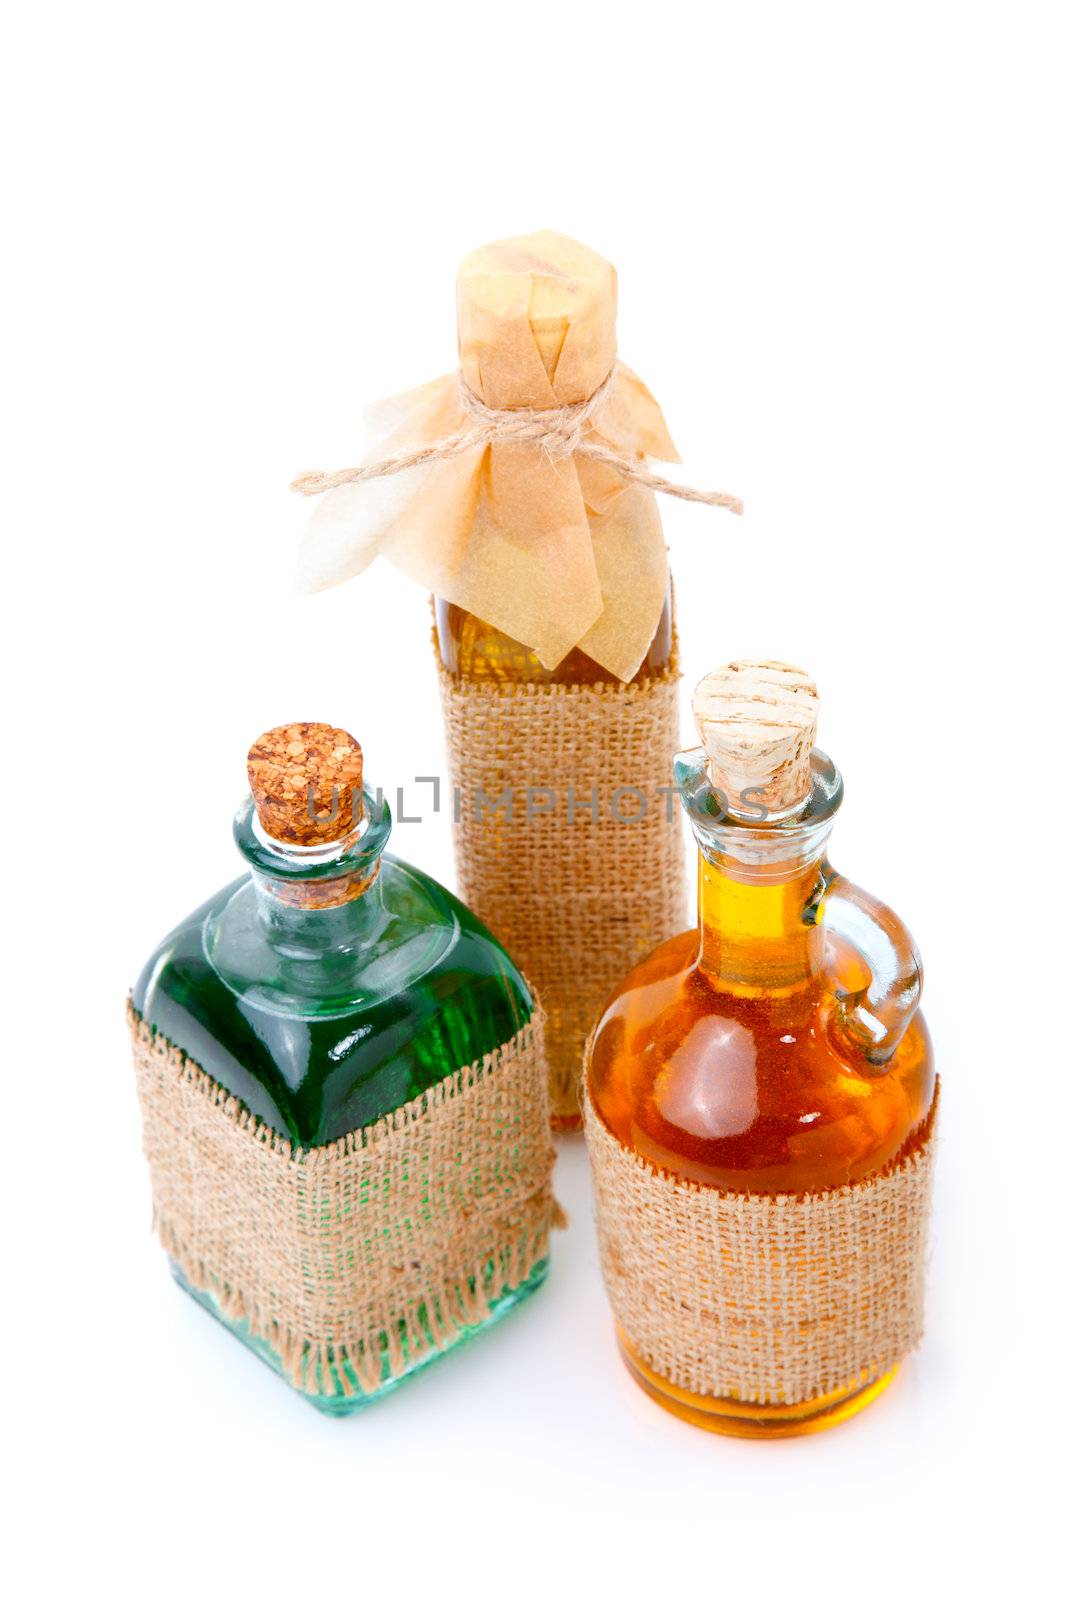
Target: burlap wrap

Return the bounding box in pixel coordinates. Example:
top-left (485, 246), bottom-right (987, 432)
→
top-left (129, 1003), bottom-right (556, 1398)
top-left (435, 640), bottom-right (687, 1124)
top-left (584, 1086), bottom-right (938, 1406)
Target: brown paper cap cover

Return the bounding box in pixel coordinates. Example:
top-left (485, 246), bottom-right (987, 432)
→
top-left (298, 230), bottom-right (682, 679)
top-left (457, 230), bottom-right (617, 407)
top-left (247, 722), bottom-right (363, 845)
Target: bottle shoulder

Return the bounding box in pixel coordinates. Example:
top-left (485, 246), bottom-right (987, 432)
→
top-left (587, 928), bottom-right (935, 1194)
top-left (395, 856), bottom-right (531, 980)
top-left (132, 858), bottom-right (533, 1145)
top-left (435, 585), bottom-right (673, 683)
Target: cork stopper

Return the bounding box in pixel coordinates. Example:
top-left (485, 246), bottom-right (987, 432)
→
top-left (456, 230), bottom-right (617, 408)
top-left (692, 661), bottom-right (819, 817)
top-left (247, 723), bottom-right (363, 847)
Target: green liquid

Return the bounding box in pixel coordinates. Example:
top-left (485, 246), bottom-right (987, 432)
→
top-left (133, 856), bottom-right (533, 1145)
top-left (134, 850), bottom-right (547, 1404)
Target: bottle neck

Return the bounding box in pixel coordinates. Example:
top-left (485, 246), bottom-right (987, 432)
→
top-left (234, 788), bottom-right (393, 958)
top-left (252, 859), bottom-right (387, 954)
top-left (697, 849), bottom-right (825, 993)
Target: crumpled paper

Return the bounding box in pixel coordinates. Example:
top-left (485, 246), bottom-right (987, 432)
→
top-left (297, 230), bottom-right (681, 682)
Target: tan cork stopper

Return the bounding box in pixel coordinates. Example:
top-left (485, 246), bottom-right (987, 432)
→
top-left (692, 661), bottom-right (819, 816)
top-left (247, 723), bottom-right (363, 846)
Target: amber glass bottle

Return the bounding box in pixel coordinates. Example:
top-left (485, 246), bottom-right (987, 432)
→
top-left (586, 662), bottom-right (936, 1437)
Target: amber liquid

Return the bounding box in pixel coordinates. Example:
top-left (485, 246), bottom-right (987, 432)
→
top-left (434, 592), bottom-right (674, 686)
top-left (436, 588), bottom-right (674, 1131)
top-left (586, 854), bottom-right (936, 1435)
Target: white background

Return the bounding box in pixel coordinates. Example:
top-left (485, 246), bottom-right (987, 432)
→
top-left (4, 3), bottom-right (1064, 1594)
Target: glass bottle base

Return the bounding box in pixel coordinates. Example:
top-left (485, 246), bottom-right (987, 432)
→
top-left (171, 1257), bottom-right (548, 1415)
top-left (617, 1329), bottom-right (897, 1438)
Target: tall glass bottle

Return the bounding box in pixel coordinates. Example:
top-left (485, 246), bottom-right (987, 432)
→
top-left (586, 662), bottom-right (936, 1437)
top-left (294, 230), bottom-right (704, 1127)
top-left (132, 722), bottom-right (549, 1411)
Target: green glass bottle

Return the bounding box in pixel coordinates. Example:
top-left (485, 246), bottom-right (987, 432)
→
top-left (132, 722), bottom-right (549, 1412)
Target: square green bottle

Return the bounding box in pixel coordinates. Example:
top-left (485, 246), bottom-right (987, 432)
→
top-left (131, 722), bottom-right (553, 1412)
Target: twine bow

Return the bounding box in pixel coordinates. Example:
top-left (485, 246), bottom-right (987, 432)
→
top-left (290, 367), bottom-right (743, 515)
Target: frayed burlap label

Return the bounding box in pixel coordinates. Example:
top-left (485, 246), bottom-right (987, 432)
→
top-left (435, 639), bottom-right (686, 1124)
top-left (129, 1003), bottom-right (556, 1399)
top-left (584, 1087), bottom-right (938, 1406)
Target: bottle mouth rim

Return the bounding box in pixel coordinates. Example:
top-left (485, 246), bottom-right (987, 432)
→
top-left (675, 747), bottom-right (843, 848)
top-left (233, 785), bottom-right (392, 881)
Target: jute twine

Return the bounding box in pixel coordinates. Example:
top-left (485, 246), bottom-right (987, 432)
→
top-left (584, 1083), bottom-right (939, 1406)
top-left (290, 366), bottom-right (743, 514)
top-left (435, 628), bottom-right (687, 1124)
top-left (129, 1002), bottom-right (557, 1399)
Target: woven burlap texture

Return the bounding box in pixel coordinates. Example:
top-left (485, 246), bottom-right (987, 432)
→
top-left (435, 639), bottom-right (686, 1124)
top-left (129, 1003), bottom-right (556, 1398)
top-left (584, 1086), bottom-right (938, 1406)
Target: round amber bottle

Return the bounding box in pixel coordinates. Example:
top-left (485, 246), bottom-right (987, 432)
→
top-left (586, 662), bottom-right (937, 1437)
